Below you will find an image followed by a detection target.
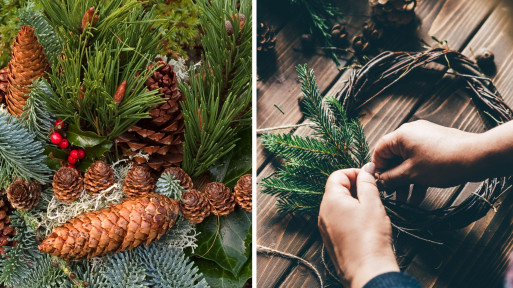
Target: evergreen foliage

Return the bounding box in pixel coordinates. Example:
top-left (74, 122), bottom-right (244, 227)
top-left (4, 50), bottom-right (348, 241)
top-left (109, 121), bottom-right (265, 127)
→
top-left (261, 64), bottom-right (370, 215)
top-left (156, 172), bottom-right (185, 200)
top-left (34, 0), bottom-right (164, 140)
top-left (0, 110), bottom-right (53, 188)
top-left (181, 0), bottom-right (252, 177)
top-left (21, 79), bottom-right (56, 142)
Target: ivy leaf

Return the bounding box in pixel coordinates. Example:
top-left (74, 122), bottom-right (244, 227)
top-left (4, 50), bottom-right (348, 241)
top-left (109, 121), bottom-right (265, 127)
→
top-left (67, 124), bottom-right (107, 147)
top-left (193, 257), bottom-right (251, 288)
top-left (193, 208), bottom-right (252, 277)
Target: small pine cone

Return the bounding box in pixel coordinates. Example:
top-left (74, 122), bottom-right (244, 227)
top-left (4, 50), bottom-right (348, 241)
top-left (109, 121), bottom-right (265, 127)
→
top-left (369, 0), bottom-right (417, 27)
top-left (123, 165), bottom-right (155, 198)
top-left (234, 174), bottom-right (252, 212)
top-left (6, 179), bottom-right (41, 211)
top-left (0, 67), bottom-right (8, 104)
top-left (84, 161), bottom-right (115, 196)
top-left (162, 167), bottom-right (193, 190)
top-left (0, 198), bottom-right (16, 255)
top-left (257, 22), bottom-right (277, 53)
top-left (205, 182), bottom-right (235, 216)
top-left (38, 193), bottom-right (180, 259)
top-left (181, 189), bottom-right (211, 223)
top-left (53, 167), bottom-right (84, 203)
top-left (331, 24), bottom-right (348, 47)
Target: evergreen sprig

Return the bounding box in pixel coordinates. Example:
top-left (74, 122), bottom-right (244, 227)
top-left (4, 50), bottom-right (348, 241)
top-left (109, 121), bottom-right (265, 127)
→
top-left (21, 79), bottom-right (56, 142)
top-left (261, 64), bottom-right (370, 215)
top-left (0, 110), bottom-right (53, 188)
top-left (181, 0), bottom-right (252, 177)
top-left (156, 172), bottom-right (185, 200)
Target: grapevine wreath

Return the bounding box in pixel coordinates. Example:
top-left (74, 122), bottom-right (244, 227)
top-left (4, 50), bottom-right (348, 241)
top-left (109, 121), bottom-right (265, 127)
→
top-left (0, 0), bottom-right (252, 287)
top-left (262, 47), bottom-right (513, 241)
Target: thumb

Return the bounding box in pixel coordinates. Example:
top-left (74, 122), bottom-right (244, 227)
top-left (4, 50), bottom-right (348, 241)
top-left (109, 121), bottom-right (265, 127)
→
top-left (356, 162), bottom-right (381, 205)
top-left (378, 161), bottom-right (411, 190)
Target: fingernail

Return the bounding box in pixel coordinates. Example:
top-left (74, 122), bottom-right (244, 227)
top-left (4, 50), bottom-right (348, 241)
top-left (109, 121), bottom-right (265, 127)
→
top-left (362, 162), bottom-right (375, 174)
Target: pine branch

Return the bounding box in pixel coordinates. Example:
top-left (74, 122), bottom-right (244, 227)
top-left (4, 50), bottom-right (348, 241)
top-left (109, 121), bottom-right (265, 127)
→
top-left (181, 0), bottom-right (252, 177)
top-left (21, 79), bottom-right (56, 142)
top-left (0, 110), bottom-right (53, 189)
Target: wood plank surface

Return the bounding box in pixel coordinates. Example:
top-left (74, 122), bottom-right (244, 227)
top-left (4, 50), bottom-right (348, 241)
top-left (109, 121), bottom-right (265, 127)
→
top-left (257, 0), bottom-right (513, 287)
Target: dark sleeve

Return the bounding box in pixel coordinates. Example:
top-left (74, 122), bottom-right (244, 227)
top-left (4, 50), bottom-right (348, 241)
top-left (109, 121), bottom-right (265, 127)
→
top-left (363, 272), bottom-right (423, 288)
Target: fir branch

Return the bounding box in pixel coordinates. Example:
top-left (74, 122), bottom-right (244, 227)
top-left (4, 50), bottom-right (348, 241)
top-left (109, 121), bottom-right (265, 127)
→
top-left (156, 172), bottom-right (185, 200)
top-left (181, 0), bottom-right (252, 177)
top-left (21, 79), bottom-right (56, 142)
top-left (0, 110), bottom-right (53, 188)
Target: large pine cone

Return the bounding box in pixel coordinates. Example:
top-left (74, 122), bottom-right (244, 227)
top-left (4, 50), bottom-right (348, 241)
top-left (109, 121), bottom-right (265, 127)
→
top-left (84, 161), bottom-right (115, 196)
top-left (0, 67), bottom-right (8, 104)
top-left (6, 25), bottom-right (50, 116)
top-left (369, 0), bottom-right (416, 27)
top-left (234, 174), bottom-right (252, 212)
top-left (38, 193), bottom-right (180, 259)
top-left (123, 165), bottom-right (155, 198)
top-left (204, 182), bottom-right (235, 216)
top-left (117, 58), bottom-right (184, 173)
top-left (162, 167), bottom-right (193, 190)
top-left (0, 198), bottom-right (16, 255)
top-left (6, 179), bottom-right (41, 211)
top-left (257, 22), bottom-right (276, 53)
top-left (181, 189), bottom-right (211, 224)
top-left (53, 167), bottom-right (84, 203)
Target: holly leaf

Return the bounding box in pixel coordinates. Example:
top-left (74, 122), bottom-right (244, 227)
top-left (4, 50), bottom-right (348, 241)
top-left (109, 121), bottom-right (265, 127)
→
top-left (67, 124), bottom-right (107, 147)
top-left (193, 207), bottom-right (252, 277)
top-left (209, 128), bottom-right (252, 188)
top-left (193, 257), bottom-right (251, 288)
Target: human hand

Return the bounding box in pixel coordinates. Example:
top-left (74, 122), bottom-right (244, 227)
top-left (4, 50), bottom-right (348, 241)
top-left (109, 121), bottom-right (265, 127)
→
top-left (373, 120), bottom-right (481, 189)
top-left (318, 163), bottom-right (399, 288)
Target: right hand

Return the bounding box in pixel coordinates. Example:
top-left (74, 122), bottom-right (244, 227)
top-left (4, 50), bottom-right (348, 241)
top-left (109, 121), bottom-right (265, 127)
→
top-left (372, 120), bottom-right (482, 189)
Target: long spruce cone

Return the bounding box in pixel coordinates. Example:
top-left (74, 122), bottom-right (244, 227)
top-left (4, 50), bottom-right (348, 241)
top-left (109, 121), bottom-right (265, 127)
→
top-left (180, 189), bottom-right (211, 223)
top-left (0, 198), bottom-right (16, 255)
top-left (6, 25), bottom-right (50, 116)
top-left (162, 167), bottom-right (193, 190)
top-left (53, 167), bottom-right (84, 203)
top-left (0, 67), bottom-right (8, 104)
top-left (117, 58), bottom-right (184, 172)
top-left (123, 165), bottom-right (155, 198)
top-left (234, 174), bottom-right (252, 212)
top-left (84, 161), bottom-right (115, 196)
top-left (6, 179), bottom-right (41, 211)
top-left (205, 182), bottom-right (235, 216)
top-left (38, 193), bottom-right (180, 259)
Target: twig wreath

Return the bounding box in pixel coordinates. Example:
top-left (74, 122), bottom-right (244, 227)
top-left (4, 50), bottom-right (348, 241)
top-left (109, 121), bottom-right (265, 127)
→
top-left (261, 47), bottom-right (513, 242)
top-left (340, 47), bottom-right (513, 235)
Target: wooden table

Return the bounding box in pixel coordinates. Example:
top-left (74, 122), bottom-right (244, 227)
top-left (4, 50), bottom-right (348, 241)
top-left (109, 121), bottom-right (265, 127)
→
top-left (256, 0), bottom-right (513, 287)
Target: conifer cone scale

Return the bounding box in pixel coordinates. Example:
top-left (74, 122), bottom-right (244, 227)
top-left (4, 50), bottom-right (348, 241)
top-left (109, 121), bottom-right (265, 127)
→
top-left (181, 189), bottom-right (211, 223)
top-left (123, 165), bottom-right (155, 198)
top-left (117, 58), bottom-right (184, 173)
top-left (38, 193), bottom-right (180, 259)
top-left (6, 25), bottom-right (50, 116)
top-left (234, 174), bottom-right (252, 212)
top-left (205, 182), bottom-right (235, 216)
top-left (84, 161), bottom-right (115, 196)
top-left (6, 179), bottom-right (41, 211)
top-left (53, 167), bottom-right (84, 203)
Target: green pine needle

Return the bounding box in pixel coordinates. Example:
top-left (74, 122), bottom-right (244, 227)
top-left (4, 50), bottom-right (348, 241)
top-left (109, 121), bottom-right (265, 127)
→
top-left (21, 79), bottom-right (56, 142)
top-left (156, 172), bottom-right (185, 200)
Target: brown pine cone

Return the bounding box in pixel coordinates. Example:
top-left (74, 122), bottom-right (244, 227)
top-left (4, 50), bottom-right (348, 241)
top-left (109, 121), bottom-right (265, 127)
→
top-left (369, 0), bottom-right (416, 27)
top-left (181, 189), bottom-right (211, 223)
top-left (331, 24), bottom-right (348, 47)
top-left (257, 22), bottom-right (276, 53)
top-left (123, 165), bottom-right (155, 198)
top-left (0, 67), bottom-right (8, 104)
top-left (53, 167), bottom-right (84, 203)
top-left (162, 167), bottom-right (193, 190)
top-left (6, 179), bottom-right (41, 211)
top-left (84, 161), bottom-right (115, 196)
top-left (6, 25), bottom-right (50, 116)
top-left (0, 197), bottom-right (16, 256)
top-left (38, 193), bottom-right (180, 259)
top-left (352, 22), bottom-right (383, 54)
top-left (204, 182), bottom-right (235, 216)
top-left (117, 58), bottom-right (184, 173)
top-left (234, 174), bottom-right (252, 212)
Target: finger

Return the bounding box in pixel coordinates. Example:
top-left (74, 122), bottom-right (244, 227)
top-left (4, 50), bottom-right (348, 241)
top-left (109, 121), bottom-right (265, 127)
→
top-left (378, 161), bottom-right (412, 189)
top-left (373, 132), bottom-right (403, 172)
top-left (325, 169), bottom-right (359, 198)
top-left (356, 163), bottom-right (381, 205)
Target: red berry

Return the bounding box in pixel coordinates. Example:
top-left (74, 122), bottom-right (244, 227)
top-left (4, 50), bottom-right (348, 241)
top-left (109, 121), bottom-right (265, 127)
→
top-left (50, 132), bottom-right (62, 145)
top-left (70, 150), bottom-right (79, 159)
top-left (76, 149), bottom-right (85, 159)
top-left (54, 119), bottom-right (65, 129)
top-left (59, 139), bottom-right (69, 149)
top-left (67, 164), bottom-right (76, 168)
top-left (68, 155), bottom-right (77, 164)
